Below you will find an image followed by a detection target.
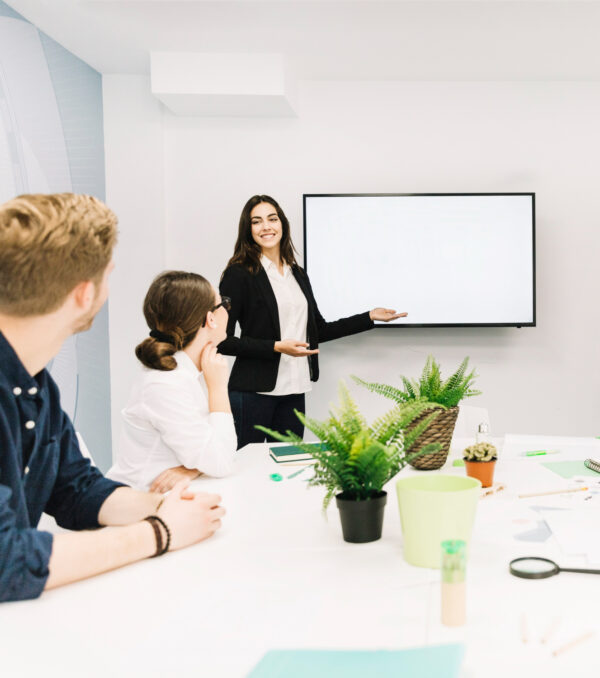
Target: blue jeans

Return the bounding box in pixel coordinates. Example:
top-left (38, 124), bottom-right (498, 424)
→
top-left (228, 391), bottom-right (306, 450)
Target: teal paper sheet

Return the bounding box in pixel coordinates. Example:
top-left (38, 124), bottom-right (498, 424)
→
top-left (246, 644), bottom-right (465, 678)
top-left (541, 461), bottom-right (600, 479)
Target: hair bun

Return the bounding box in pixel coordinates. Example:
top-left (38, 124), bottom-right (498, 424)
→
top-left (137, 270), bottom-right (214, 370)
top-left (149, 329), bottom-right (175, 344)
top-left (135, 337), bottom-right (177, 371)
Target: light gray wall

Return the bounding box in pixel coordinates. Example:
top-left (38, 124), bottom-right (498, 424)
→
top-left (103, 75), bottom-right (166, 454)
top-left (164, 81), bottom-right (600, 436)
top-left (0, 1), bottom-right (113, 469)
top-left (104, 78), bottom-right (600, 444)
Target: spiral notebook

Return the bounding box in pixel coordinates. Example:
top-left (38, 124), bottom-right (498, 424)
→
top-left (584, 458), bottom-right (600, 474)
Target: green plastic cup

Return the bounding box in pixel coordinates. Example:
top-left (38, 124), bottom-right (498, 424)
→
top-left (395, 475), bottom-right (481, 568)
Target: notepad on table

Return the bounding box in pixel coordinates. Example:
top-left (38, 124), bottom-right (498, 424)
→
top-left (269, 442), bottom-right (327, 463)
top-left (541, 460), bottom-right (600, 479)
top-left (247, 644), bottom-right (465, 678)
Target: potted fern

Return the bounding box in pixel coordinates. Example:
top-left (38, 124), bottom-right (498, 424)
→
top-left (257, 382), bottom-right (441, 543)
top-left (463, 442), bottom-right (497, 488)
top-left (354, 356), bottom-right (481, 471)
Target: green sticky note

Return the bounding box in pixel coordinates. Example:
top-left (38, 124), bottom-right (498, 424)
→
top-left (452, 459), bottom-right (465, 467)
top-left (541, 461), bottom-right (599, 479)
top-left (247, 645), bottom-right (465, 678)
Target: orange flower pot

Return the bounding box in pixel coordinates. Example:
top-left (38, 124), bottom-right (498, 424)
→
top-left (464, 460), bottom-right (496, 488)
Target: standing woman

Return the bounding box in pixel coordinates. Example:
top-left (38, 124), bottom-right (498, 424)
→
top-left (219, 195), bottom-right (406, 449)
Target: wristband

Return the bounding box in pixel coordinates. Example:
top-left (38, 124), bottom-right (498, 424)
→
top-left (144, 515), bottom-right (171, 557)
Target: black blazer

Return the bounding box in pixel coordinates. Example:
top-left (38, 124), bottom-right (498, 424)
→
top-left (218, 263), bottom-right (374, 393)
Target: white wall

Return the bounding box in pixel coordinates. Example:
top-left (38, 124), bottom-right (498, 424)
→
top-left (103, 79), bottom-right (600, 445)
top-left (103, 75), bottom-right (166, 452)
top-left (162, 81), bottom-right (600, 437)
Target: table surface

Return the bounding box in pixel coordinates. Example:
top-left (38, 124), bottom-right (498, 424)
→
top-left (3, 434), bottom-right (600, 678)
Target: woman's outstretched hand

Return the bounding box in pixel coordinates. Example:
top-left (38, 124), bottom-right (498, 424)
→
top-left (274, 339), bottom-right (320, 357)
top-left (369, 308), bottom-right (408, 322)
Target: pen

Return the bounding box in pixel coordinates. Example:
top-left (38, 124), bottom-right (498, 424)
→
top-left (287, 465), bottom-right (314, 479)
top-left (523, 449), bottom-right (559, 457)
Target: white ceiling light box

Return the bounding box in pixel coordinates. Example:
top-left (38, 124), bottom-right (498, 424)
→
top-left (150, 52), bottom-right (297, 116)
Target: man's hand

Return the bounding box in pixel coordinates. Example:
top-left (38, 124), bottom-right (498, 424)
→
top-left (369, 308), bottom-right (408, 322)
top-left (157, 481), bottom-right (225, 550)
top-left (45, 482), bottom-right (225, 592)
top-left (150, 466), bottom-right (201, 494)
top-left (274, 339), bottom-right (319, 357)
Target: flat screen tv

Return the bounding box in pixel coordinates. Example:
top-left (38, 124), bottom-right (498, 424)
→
top-left (303, 193), bottom-right (535, 327)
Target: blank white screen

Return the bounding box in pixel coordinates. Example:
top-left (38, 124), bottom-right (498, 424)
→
top-left (304, 194), bottom-right (534, 326)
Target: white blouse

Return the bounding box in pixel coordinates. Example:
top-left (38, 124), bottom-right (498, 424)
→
top-left (107, 351), bottom-right (237, 491)
top-left (259, 255), bottom-right (312, 396)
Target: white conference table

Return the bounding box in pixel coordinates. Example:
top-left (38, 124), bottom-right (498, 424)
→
top-left (3, 435), bottom-right (600, 678)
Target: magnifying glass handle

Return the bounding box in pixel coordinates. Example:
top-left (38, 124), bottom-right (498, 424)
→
top-left (560, 567), bottom-right (600, 575)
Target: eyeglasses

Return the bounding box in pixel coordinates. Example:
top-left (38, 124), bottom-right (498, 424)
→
top-left (211, 296), bottom-right (231, 313)
top-left (202, 296), bottom-right (231, 327)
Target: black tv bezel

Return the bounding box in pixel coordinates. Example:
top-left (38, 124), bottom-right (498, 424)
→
top-left (302, 192), bottom-right (536, 329)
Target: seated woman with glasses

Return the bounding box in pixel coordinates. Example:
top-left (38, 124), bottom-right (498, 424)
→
top-left (108, 271), bottom-right (236, 493)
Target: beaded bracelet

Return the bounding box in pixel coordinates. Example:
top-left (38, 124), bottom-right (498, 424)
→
top-left (145, 516), bottom-right (163, 557)
top-left (144, 515), bottom-right (171, 557)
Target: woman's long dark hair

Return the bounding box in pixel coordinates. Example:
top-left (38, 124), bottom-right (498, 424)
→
top-left (225, 195), bottom-right (298, 275)
top-left (135, 271), bottom-right (215, 371)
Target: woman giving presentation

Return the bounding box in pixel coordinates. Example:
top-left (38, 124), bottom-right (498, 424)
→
top-left (219, 194), bottom-right (405, 449)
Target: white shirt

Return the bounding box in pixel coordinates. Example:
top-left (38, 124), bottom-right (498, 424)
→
top-left (259, 255), bottom-right (312, 396)
top-left (107, 351), bottom-right (237, 490)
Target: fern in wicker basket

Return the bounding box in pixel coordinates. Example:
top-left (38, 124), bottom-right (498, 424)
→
top-left (257, 381), bottom-right (442, 510)
top-left (352, 357), bottom-right (481, 470)
top-left (352, 356), bottom-right (481, 408)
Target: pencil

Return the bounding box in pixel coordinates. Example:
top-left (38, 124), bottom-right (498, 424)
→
top-left (541, 617), bottom-right (561, 645)
top-left (520, 613), bottom-right (528, 644)
top-left (481, 483), bottom-right (506, 498)
top-left (518, 486), bottom-right (589, 499)
top-left (552, 630), bottom-right (595, 657)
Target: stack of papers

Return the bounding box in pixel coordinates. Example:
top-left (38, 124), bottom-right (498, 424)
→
top-left (539, 508), bottom-right (600, 564)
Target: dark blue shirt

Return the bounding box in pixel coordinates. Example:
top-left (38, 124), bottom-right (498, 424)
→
top-left (0, 332), bottom-right (123, 602)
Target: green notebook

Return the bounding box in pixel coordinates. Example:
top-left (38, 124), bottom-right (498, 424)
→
top-left (269, 443), bottom-right (327, 463)
top-left (247, 645), bottom-right (465, 678)
top-left (541, 460), bottom-right (600, 479)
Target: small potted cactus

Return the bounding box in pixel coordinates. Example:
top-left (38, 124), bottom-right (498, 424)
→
top-left (463, 442), bottom-right (497, 488)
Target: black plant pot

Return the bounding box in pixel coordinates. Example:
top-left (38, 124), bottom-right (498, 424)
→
top-left (335, 491), bottom-right (387, 543)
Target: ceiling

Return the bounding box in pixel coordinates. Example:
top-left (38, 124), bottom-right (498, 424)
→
top-left (6, 1), bottom-right (600, 80)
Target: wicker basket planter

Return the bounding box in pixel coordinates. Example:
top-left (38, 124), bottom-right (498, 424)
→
top-left (406, 406), bottom-right (459, 470)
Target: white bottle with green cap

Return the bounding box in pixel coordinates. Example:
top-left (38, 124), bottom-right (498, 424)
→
top-left (441, 539), bottom-right (466, 627)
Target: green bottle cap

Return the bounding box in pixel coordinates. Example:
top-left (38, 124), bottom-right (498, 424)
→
top-left (441, 540), bottom-right (467, 583)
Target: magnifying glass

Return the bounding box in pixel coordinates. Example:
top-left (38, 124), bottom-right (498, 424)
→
top-left (510, 557), bottom-right (600, 579)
